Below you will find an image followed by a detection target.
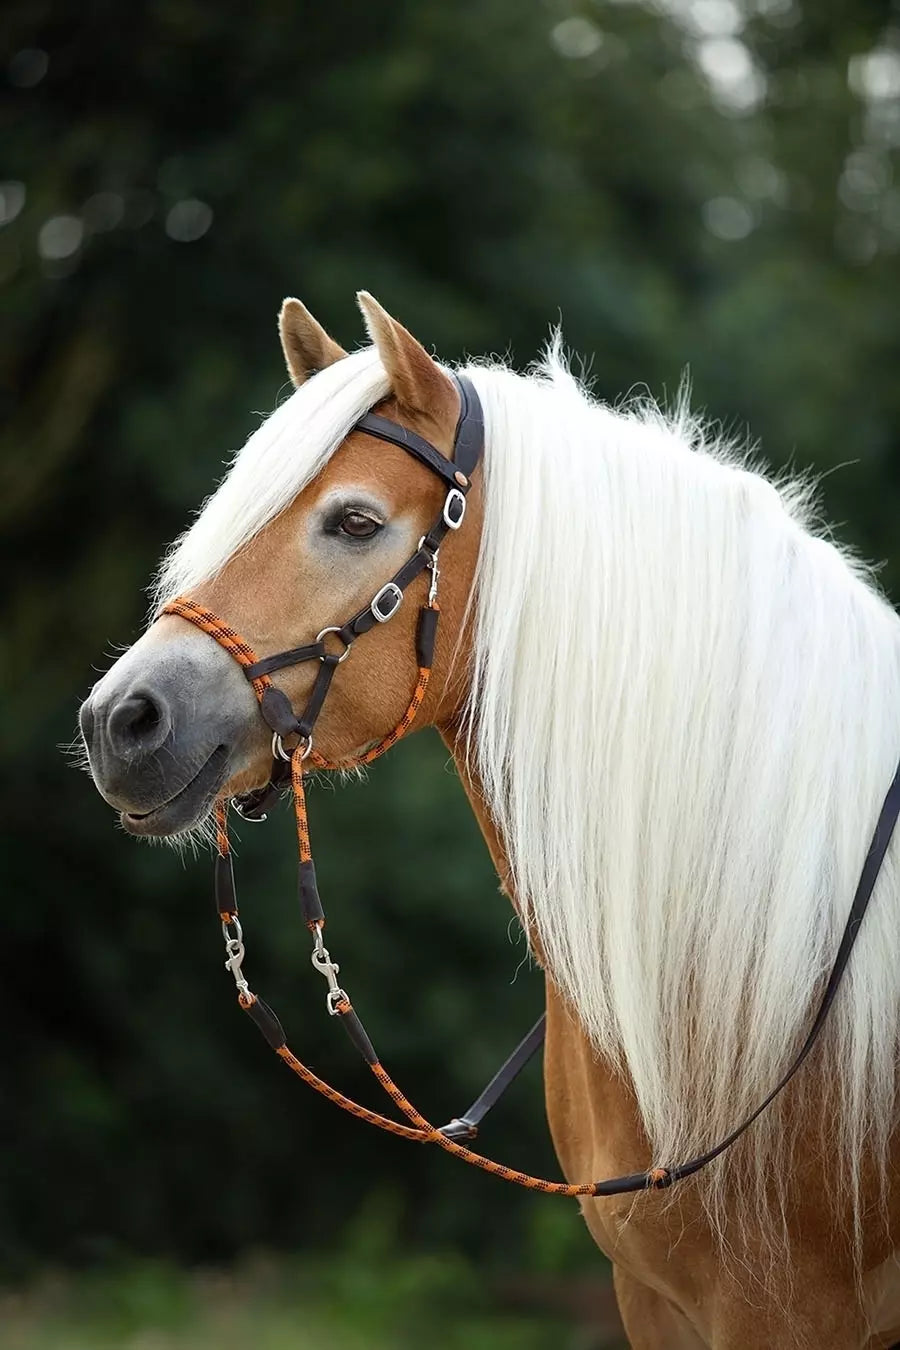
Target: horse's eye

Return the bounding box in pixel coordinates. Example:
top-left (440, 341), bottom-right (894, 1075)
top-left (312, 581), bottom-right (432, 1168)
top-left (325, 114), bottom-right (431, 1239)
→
top-left (339, 511), bottom-right (381, 539)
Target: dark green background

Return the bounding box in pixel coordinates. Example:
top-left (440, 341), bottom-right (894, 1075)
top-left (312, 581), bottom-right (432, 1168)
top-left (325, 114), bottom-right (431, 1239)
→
top-left (3, 0), bottom-right (899, 1290)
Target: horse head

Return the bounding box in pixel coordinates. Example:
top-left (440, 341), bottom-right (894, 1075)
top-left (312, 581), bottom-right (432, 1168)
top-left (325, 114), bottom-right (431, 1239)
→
top-left (79, 294), bottom-right (481, 837)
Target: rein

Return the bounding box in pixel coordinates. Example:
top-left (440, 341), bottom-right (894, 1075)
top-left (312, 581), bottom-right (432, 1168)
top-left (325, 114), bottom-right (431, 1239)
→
top-left (161, 375), bottom-right (900, 1198)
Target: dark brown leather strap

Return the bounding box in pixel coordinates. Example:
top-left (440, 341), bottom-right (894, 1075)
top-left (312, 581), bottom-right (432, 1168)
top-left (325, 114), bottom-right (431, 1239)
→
top-left (245, 640), bottom-right (325, 680)
top-left (439, 1014), bottom-right (547, 1141)
top-left (352, 371), bottom-right (483, 488)
top-left (354, 413), bottom-right (464, 489)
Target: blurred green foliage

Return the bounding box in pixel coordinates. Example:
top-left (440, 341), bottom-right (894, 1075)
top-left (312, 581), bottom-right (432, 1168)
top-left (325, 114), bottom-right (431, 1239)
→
top-left (0, 1238), bottom-right (625, 1348)
top-left (1, 0), bottom-right (898, 1287)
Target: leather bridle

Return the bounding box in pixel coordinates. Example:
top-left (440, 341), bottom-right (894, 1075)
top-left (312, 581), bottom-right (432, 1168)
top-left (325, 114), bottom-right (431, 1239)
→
top-left (160, 374), bottom-right (900, 1198)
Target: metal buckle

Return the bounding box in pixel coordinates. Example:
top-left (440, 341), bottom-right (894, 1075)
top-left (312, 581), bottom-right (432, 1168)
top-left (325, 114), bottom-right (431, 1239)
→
top-left (315, 626), bottom-right (352, 663)
top-left (370, 582), bottom-right (403, 623)
top-left (443, 488), bottom-right (466, 530)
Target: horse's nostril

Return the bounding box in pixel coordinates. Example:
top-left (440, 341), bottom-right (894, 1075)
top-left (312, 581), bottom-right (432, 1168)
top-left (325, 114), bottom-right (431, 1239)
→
top-left (107, 692), bottom-right (170, 755)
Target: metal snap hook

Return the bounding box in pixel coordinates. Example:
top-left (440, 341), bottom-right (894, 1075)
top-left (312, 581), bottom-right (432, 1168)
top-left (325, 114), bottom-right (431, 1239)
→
top-left (230, 797), bottom-right (268, 823)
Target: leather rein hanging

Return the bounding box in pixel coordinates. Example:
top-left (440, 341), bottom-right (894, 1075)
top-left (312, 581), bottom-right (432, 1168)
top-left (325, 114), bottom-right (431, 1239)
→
top-left (161, 373), bottom-right (900, 1197)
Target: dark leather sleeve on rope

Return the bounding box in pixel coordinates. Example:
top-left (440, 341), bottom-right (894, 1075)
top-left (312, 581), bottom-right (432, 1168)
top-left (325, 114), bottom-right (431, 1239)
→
top-left (297, 658), bottom-right (339, 738)
top-left (298, 860), bottom-right (324, 927)
top-left (245, 641), bottom-right (324, 680)
top-left (416, 606), bottom-right (440, 670)
top-left (260, 686), bottom-right (302, 737)
top-left (339, 552), bottom-right (435, 646)
top-left (214, 852), bottom-right (237, 918)
top-left (336, 1003), bottom-right (378, 1065)
top-left (243, 995), bottom-right (287, 1051)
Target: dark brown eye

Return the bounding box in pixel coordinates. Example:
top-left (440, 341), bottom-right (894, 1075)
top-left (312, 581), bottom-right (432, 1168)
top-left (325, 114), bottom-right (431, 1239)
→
top-left (339, 511), bottom-right (381, 539)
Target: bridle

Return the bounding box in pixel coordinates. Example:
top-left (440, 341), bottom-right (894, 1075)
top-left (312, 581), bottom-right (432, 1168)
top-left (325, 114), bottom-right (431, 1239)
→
top-left (161, 373), bottom-right (900, 1198)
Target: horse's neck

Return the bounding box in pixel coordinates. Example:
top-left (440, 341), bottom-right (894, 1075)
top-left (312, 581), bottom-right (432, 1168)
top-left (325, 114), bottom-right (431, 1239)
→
top-left (438, 723), bottom-right (653, 1173)
top-left (439, 723), bottom-right (513, 902)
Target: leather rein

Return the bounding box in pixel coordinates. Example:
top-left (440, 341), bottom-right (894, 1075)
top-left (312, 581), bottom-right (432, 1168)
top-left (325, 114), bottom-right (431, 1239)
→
top-left (161, 374), bottom-right (900, 1197)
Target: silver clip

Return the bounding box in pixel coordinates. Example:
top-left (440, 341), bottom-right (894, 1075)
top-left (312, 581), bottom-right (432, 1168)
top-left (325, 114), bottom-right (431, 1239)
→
top-left (427, 549), bottom-right (441, 606)
top-left (310, 924), bottom-right (349, 1014)
top-left (222, 915), bottom-right (251, 1001)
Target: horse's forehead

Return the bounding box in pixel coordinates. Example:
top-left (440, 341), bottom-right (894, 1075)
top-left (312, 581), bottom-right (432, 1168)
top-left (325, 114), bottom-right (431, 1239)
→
top-left (304, 427), bottom-right (416, 503)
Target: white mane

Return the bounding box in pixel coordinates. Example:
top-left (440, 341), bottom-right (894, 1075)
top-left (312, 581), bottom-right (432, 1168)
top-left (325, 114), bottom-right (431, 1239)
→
top-left (468, 350), bottom-right (900, 1258)
top-left (158, 338), bottom-right (900, 1260)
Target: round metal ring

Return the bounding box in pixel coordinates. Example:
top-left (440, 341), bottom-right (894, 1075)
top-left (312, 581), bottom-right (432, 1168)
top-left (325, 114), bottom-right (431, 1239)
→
top-left (315, 626), bottom-right (352, 663)
top-left (272, 731), bottom-right (315, 762)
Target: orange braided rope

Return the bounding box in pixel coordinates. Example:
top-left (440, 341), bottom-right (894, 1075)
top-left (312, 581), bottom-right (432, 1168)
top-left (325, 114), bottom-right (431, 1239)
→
top-left (162, 595), bottom-right (626, 1195)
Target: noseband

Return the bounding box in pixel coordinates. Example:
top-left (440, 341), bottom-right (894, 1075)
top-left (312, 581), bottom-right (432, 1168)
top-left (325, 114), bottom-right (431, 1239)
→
top-left (161, 374), bottom-right (900, 1199)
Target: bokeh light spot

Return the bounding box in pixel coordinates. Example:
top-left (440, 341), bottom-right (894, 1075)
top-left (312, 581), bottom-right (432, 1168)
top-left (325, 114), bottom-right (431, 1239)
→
top-left (165, 199), bottom-right (213, 242)
top-left (848, 48), bottom-right (900, 103)
top-left (38, 214), bottom-right (83, 260)
top-left (551, 17), bottom-right (604, 59)
top-left (0, 181), bottom-right (26, 226)
top-left (697, 37), bottom-right (766, 111)
top-left (702, 195), bottom-right (754, 239)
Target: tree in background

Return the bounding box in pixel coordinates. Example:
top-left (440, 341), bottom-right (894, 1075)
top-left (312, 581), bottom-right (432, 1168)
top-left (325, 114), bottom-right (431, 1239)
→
top-left (2, 0), bottom-right (898, 1269)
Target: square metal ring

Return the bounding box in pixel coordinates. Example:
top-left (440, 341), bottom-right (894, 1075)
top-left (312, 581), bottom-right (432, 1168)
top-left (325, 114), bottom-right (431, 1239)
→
top-left (370, 582), bottom-right (403, 623)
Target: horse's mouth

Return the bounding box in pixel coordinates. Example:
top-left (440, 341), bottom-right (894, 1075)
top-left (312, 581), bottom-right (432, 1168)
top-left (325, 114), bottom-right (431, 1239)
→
top-left (121, 745), bottom-right (230, 837)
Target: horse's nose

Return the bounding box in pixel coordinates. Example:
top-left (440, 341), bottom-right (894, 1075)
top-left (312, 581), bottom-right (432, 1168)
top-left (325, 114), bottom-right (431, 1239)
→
top-left (84, 689), bottom-right (172, 759)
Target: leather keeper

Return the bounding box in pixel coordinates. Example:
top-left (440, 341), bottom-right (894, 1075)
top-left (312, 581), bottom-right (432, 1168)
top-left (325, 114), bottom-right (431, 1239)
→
top-left (215, 851), bottom-right (237, 918)
top-left (438, 1115), bottom-right (478, 1141)
top-left (416, 605), bottom-right (440, 670)
top-left (260, 686), bottom-right (301, 736)
top-left (298, 859), bottom-right (325, 927)
top-left (337, 1004), bottom-right (378, 1065)
top-left (243, 995), bottom-right (286, 1051)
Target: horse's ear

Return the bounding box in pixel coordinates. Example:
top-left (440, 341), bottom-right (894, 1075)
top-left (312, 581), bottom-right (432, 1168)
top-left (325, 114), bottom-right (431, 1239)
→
top-left (357, 291), bottom-right (458, 428)
top-left (278, 298), bottom-right (347, 387)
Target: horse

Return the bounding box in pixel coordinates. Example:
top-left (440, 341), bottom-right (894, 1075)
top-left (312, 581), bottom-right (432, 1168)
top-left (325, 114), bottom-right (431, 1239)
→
top-left (79, 291), bottom-right (900, 1348)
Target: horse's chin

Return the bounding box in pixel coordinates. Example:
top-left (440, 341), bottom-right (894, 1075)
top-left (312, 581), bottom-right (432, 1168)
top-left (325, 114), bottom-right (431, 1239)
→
top-left (119, 745), bottom-right (230, 837)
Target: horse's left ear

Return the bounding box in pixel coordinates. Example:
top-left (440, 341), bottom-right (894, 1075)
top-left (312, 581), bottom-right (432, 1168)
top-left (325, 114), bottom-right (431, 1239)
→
top-left (357, 291), bottom-right (459, 430)
top-left (279, 298), bottom-right (347, 387)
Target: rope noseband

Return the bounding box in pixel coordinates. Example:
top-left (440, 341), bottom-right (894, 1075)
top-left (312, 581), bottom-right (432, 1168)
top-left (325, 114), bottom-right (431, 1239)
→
top-left (160, 374), bottom-right (900, 1199)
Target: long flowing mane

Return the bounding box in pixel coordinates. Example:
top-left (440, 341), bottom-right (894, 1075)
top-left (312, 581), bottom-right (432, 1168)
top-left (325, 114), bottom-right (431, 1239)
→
top-left (468, 350), bottom-right (900, 1258)
top-left (157, 340), bottom-right (900, 1258)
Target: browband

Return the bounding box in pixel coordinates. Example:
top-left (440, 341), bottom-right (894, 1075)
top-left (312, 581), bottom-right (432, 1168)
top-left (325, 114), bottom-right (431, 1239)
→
top-left (354, 371), bottom-right (484, 489)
